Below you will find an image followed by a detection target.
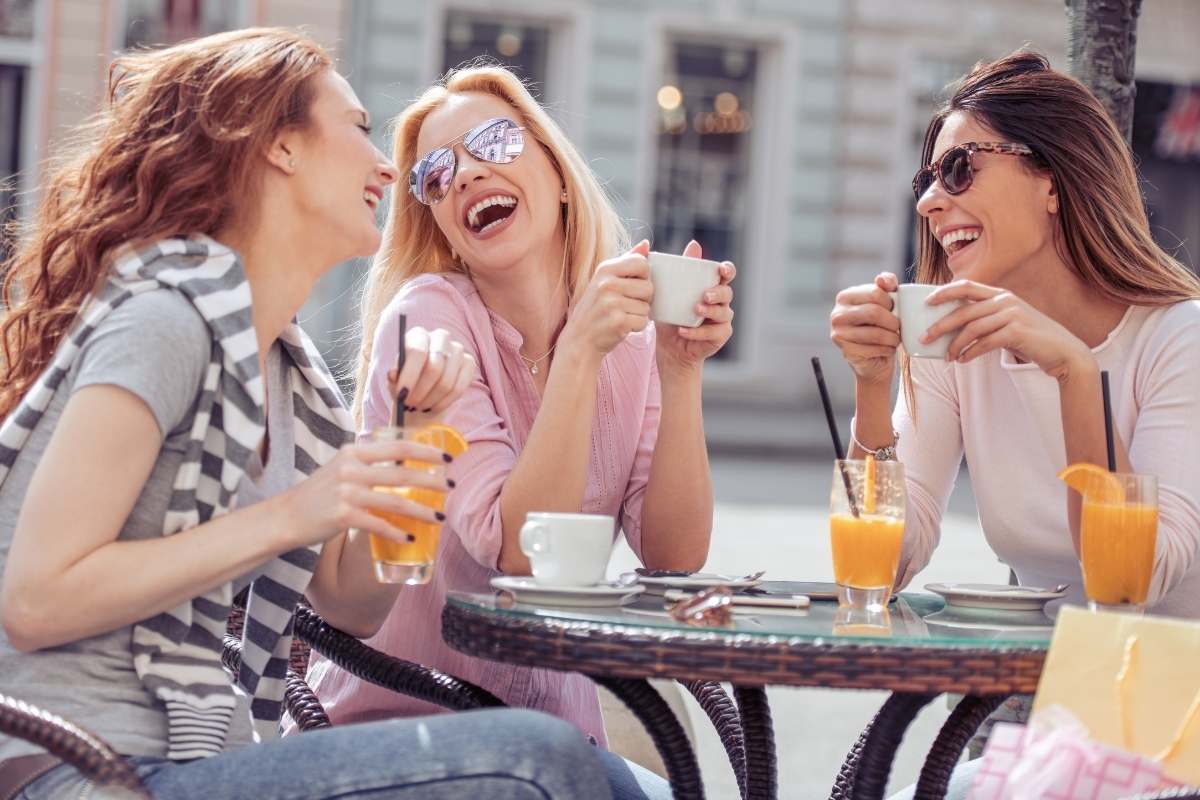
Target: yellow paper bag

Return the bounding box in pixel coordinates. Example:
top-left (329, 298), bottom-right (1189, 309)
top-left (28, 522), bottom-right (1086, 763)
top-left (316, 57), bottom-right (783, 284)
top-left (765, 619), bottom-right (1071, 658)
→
top-left (1032, 605), bottom-right (1200, 783)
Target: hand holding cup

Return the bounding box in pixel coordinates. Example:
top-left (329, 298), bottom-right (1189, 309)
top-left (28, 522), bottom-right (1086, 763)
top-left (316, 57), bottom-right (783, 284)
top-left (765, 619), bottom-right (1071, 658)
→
top-left (830, 272), bottom-right (903, 384)
top-left (651, 240), bottom-right (735, 372)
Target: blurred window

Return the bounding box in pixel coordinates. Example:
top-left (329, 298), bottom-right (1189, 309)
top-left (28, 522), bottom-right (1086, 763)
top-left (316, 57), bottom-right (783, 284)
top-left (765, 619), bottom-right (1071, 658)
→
top-left (0, 0), bottom-right (35, 38)
top-left (1133, 80), bottom-right (1200, 271)
top-left (124, 0), bottom-right (239, 49)
top-left (0, 63), bottom-right (23, 263)
top-left (441, 12), bottom-right (550, 99)
top-left (651, 40), bottom-right (758, 360)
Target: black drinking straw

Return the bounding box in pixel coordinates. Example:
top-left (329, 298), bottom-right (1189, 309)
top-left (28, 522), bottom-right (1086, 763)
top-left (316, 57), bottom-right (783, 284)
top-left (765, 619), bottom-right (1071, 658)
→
top-left (392, 314), bottom-right (407, 428)
top-left (1101, 370), bottom-right (1116, 472)
top-left (811, 357), bottom-right (860, 518)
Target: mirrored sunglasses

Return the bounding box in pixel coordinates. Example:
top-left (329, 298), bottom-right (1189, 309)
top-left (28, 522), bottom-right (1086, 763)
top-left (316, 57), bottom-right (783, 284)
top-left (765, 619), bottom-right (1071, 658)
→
top-left (409, 117), bottom-right (526, 206)
top-left (911, 141), bottom-right (1034, 200)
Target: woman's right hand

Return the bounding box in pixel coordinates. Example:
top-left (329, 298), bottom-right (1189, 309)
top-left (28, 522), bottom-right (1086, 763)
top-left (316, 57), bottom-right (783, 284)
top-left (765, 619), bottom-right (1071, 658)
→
top-left (277, 438), bottom-right (454, 549)
top-left (830, 271), bottom-right (902, 385)
top-left (559, 240), bottom-right (653, 364)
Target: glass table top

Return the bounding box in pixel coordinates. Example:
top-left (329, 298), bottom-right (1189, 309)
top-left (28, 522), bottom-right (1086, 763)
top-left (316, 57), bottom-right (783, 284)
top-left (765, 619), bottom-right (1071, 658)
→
top-left (446, 585), bottom-right (1058, 650)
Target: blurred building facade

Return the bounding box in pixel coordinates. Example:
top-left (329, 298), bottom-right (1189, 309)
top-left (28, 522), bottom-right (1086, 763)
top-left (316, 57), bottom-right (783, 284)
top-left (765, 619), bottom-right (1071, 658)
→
top-left (4, 0), bottom-right (1200, 448)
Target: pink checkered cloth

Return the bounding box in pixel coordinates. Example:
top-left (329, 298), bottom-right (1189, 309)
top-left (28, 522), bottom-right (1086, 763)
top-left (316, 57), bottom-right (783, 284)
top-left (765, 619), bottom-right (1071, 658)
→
top-left (969, 709), bottom-right (1182, 800)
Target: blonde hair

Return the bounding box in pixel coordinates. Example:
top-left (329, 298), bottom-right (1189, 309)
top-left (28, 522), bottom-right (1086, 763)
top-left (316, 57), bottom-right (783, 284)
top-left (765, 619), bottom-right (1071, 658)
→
top-left (354, 65), bottom-right (628, 421)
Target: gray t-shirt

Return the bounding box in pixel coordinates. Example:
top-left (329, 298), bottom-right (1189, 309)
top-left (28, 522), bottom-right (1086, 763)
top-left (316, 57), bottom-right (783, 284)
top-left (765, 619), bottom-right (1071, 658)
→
top-left (0, 289), bottom-right (298, 759)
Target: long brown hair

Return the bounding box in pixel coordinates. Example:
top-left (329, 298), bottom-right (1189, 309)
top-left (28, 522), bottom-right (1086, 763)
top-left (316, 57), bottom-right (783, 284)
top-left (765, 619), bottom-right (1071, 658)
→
top-left (0, 28), bottom-right (331, 421)
top-left (904, 50), bottom-right (1200, 414)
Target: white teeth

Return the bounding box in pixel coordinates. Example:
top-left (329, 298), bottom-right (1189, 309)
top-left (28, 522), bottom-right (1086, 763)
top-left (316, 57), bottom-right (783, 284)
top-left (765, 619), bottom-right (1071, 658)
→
top-left (940, 228), bottom-right (981, 251)
top-left (466, 195), bottom-right (517, 230)
top-left (364, 191), bottom-right (378, 209)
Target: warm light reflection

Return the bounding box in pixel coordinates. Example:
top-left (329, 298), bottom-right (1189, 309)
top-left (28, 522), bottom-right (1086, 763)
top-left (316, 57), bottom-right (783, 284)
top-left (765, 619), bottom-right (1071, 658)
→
top-left (714, 91), bottom-right (739, 116)
top-left (693, 110), bottom-right (752, 135)
top-left (496, 29), bottom-right (522, 57)
top-left (656, 84), bottom-right (683, 111)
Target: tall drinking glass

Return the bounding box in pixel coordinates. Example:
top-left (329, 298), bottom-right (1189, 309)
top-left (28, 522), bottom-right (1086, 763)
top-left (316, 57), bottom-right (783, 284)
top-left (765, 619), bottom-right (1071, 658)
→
top-left (1080, 472), bottom-right (1158, 613)
top-left (828, 459), bottom-right (906, 610)
top-left (361, 426), bottom-right (449, 585)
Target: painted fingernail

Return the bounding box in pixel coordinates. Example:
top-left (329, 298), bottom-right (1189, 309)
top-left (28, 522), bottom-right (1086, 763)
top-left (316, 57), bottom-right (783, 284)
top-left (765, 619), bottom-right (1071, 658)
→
top-left (397, 387), bottom-right (410, 401)
top-left (442, 453), bottom-right (454, 463)
top-left (422, 407), bottom-right (433, 413)
top-left (435, 511), bottom-right (446, 521)
top-left (405, 405), bottom-right (417, 412)
top-left (405, 534), bottom-right (416, 543)
top-left (447, 479), bottom-right (457, 488)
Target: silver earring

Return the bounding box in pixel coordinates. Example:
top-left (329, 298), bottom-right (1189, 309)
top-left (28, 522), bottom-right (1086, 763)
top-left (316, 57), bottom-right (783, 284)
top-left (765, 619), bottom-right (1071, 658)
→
top-left (560, 189), bottom-right (568, 203)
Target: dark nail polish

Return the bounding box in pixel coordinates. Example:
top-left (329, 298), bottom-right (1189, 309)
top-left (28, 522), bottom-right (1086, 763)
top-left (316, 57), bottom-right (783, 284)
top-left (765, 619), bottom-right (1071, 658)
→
top-left (447, 479), bottom-right (457, 488)
top-left (405, 534), bottom-right (416, 543)
top-left (422, 408), bottom-right (433, 413)
top-left (397, 387), bottom-right (409, 401)
top-left (442, 453), bottom-right (454, 463)
top-left (405, 405), bottom-right (417, 412)
top-left (435, 511), bottom-right (446, 521)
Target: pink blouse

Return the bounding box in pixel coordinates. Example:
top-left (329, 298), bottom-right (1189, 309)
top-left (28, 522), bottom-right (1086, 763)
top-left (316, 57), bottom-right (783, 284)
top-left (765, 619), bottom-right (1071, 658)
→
top-left (303, 272), bottom-right (660, 746)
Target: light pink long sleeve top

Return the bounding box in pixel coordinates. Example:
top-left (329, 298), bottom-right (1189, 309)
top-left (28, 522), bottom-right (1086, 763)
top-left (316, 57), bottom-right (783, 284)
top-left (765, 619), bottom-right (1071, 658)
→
top-left (303, 273), bottom-right (660, 745)
top-left (893, 301), bottom-right (1200, 617)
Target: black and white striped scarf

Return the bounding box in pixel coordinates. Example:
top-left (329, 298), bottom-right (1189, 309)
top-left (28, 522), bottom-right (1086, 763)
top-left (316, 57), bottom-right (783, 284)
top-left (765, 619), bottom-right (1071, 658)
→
top-left (0, 236), bottom-right (353, 758)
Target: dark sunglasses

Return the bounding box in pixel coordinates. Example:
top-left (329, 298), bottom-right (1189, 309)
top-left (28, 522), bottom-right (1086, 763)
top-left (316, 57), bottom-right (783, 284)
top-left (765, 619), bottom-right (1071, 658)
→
top-left (409, 117), bottom-right (526, 206)
top-left (911, 141), bottom-right (1035, 200)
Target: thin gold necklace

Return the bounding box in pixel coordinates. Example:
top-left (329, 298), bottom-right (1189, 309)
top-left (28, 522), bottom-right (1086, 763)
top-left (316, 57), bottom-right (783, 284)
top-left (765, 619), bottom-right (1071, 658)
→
top-left (519, 343), bottom-right (556, 375)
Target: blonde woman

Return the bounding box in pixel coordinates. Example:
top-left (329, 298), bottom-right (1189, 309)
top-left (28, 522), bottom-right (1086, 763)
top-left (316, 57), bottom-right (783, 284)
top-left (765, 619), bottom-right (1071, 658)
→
top-left (304, 66), bottom-right (734, 794)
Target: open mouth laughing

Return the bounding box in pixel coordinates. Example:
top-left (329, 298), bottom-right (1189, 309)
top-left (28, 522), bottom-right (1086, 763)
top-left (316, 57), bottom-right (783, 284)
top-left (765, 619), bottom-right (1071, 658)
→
top-left (463, 192), bottom-right (518, 238)
top-left (940, 226), bottom-right (982, 259)
top-left (364, 186), bottom-right (382, 212)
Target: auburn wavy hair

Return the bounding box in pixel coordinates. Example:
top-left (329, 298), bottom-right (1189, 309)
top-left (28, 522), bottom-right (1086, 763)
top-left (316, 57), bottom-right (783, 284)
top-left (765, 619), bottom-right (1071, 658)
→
top-left (903, 50), bottom-right (1200, 417)
top-left (0, 28), bottom-right (331, 422)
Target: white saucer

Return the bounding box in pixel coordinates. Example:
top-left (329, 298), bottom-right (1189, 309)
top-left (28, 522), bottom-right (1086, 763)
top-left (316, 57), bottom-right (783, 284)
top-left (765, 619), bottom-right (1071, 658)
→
top-left (490, 576), bottom-right (644, 607)
top-left (923, 605), bottom-right (1054, 639)
top-left (925, 582), bottom-right (1068, 611)
top-left (629, 572), bottom-right (764, 595)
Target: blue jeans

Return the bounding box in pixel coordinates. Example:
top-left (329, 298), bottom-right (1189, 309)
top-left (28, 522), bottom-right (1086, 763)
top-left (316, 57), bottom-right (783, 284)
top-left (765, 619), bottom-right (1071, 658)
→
top-left (21, 709), bottom-right (670, 799)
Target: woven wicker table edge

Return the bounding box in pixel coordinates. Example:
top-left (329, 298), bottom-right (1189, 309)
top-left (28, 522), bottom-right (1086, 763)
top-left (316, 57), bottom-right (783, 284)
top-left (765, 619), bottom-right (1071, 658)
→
top-left (440, 603), bottom-right (1045, 695)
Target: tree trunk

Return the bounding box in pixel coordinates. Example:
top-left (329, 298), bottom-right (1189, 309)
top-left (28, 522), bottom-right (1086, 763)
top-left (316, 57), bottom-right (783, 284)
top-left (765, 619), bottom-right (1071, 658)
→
top-left (1064, 0), bottom-right (1144, 143)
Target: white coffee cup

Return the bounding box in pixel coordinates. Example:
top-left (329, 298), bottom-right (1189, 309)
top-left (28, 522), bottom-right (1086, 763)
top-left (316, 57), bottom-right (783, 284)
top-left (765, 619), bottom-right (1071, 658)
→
top-left (888, 283), bottom-right (965, 358)
top-left (647, 252), bottom-right (722, 328)
top-left (519, 512), bottom-right (615, 587)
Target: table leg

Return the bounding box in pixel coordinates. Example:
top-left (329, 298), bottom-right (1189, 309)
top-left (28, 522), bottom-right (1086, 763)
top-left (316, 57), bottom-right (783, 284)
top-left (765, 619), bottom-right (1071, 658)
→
top-left (594, 676), bottom-right (705, 800)
top-left (681, 681), bottom-right (747, 799)
top-left (733, 686), bottom-right (777, 800)
top-left (830, 692), bottom-right (939, 800)
top-left (914, 695), bottom-right (1008, 800)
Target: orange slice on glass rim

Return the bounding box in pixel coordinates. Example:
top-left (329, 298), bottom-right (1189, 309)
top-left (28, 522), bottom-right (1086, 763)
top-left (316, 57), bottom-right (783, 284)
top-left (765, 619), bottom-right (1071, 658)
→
top-left (863, 453), bottom-right (877, 515)
top-left (412, 423), bottom-right (469, 457)
top-left (1057, 462), bottom-right (1124, 504)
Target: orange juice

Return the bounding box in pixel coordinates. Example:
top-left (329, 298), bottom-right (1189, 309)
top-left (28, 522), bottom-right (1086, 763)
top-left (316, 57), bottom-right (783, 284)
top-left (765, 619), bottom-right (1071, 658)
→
top-left (830, 513), bottom-right (905, 589)
top-left (368, 485), bottom-right (445, 568)
top-left (1080, 500), bottom-right (1158, 606)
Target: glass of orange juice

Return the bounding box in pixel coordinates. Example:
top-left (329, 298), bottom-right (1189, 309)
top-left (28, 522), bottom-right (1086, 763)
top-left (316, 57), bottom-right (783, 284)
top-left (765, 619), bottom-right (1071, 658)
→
top-left (360, 425), bottom-right (464, 585)
top-left (1079, 472), bottom-right (1158, 613)
top-left (828, 458), bottom-right (906, 610)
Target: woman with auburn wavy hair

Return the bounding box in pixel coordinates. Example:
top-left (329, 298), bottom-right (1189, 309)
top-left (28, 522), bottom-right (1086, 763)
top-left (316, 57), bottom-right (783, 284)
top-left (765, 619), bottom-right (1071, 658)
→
top-left (301, 65), bottom-right (732, 798)
top-left (830, 50), bottom-right (1200, 796)
top-left (0, 29), bottom-right (613, 800)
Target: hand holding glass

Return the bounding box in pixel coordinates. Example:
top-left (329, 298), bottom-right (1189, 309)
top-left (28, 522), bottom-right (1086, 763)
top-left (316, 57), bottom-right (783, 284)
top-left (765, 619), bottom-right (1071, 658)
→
top-left (360, 426), bottom-right (461, 585)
